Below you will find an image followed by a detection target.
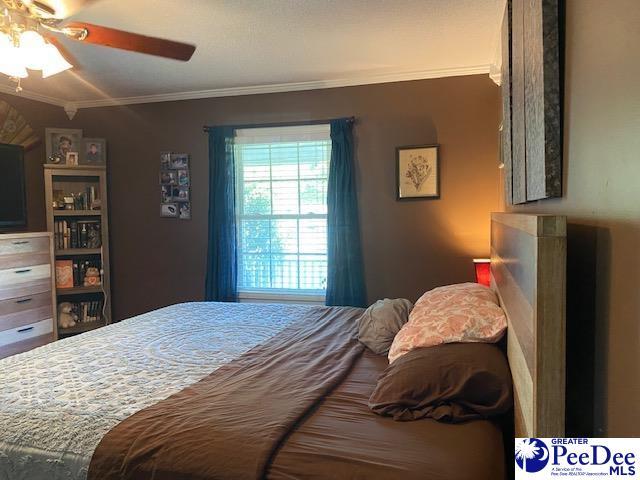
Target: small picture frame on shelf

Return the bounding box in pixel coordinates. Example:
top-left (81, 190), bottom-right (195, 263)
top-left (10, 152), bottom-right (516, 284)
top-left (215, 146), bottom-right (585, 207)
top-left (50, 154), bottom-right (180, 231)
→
top-left (179, 202), bottom-right (191, 220)
top-left (80, 138), bottom-right (107, 166)
top-left (160, 171), bottom-right (178, 185)
top-left (66, 152), bottom-right (79, 166)
top-left (396, 144), bottom-right (440, 200)
top-left (160, 203), bottom-right (179, 218)
top-left (45, 128), bottom-right (82, 165)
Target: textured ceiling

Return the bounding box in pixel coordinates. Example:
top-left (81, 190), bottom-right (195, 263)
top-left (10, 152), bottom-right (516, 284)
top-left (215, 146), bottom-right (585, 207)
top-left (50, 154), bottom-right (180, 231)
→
top-left (2, 0), bottom-right (504, 105)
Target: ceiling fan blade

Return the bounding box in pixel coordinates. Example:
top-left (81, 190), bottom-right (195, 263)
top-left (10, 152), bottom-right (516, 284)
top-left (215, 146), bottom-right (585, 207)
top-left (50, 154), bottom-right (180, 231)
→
top-left (63, 22), bottom-right (196, 61)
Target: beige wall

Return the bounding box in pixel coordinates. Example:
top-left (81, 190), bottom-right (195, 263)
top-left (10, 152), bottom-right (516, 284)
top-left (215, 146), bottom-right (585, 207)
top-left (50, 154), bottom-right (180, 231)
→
top-left (508, 0), bottom-right (640, 436)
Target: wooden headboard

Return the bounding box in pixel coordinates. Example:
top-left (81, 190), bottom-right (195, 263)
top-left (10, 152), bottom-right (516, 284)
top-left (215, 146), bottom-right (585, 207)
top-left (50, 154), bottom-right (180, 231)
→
top-left (490, 212), bottom-right (566, 437)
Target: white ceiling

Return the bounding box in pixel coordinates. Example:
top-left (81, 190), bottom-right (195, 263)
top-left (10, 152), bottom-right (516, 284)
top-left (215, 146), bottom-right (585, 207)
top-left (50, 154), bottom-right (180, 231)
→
top-left (2, 0), bottom-right (504, 107)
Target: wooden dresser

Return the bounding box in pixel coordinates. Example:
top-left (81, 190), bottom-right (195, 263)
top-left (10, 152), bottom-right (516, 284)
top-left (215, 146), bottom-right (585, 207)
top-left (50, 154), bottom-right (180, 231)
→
top-left (0, 232), bottom-right (57, 359)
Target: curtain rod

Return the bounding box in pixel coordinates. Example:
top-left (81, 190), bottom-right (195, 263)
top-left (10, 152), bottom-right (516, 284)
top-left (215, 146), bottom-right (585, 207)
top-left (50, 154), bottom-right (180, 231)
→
top-left (203, 116), bottom-right (355, 133)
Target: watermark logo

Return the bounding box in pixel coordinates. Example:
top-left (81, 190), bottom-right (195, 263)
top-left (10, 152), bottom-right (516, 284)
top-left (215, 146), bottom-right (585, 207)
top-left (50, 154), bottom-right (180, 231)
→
top-left (516, 438), bottom-right (550, 473)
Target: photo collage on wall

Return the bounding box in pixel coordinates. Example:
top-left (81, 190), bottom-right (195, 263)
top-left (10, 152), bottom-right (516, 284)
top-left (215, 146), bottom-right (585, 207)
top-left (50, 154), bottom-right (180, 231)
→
top-left (160, 152), bottom-right (191, 219)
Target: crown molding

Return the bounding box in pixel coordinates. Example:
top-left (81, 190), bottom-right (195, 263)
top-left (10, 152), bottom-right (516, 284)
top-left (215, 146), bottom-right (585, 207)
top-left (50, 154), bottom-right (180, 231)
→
top-left (73, 65), bottom-right (490, 108)
top-left (0, 83), bottom-right (68, 107)
top-left (1, 64), bottom-right (490, 110)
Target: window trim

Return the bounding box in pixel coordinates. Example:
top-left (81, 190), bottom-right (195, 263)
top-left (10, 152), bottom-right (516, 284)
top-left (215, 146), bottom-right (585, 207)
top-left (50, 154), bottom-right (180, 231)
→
top-left (237, 289), bottom-right (326, 305)
top-left (234, 124), bottom-right (330, 294)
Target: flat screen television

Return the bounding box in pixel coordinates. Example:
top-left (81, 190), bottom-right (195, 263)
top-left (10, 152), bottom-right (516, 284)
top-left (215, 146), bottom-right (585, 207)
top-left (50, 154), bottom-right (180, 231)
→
top-left (0, 143), bottom-right (27, 230)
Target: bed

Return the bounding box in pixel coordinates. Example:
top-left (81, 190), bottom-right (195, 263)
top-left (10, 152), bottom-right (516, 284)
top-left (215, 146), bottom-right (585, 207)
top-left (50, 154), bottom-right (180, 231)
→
top-left (0, 213), bottom-right (566, 479)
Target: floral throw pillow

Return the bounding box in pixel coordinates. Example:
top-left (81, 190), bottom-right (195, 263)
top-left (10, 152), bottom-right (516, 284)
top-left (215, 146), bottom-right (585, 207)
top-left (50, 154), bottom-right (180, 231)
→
top-left (388, 283), bottom-right (507, 363)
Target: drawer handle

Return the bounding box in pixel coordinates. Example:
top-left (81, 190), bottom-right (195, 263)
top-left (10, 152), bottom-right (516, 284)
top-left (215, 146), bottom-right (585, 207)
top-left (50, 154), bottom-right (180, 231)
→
top-left (16, 298), bottom-right (33, 304)
top-left (17, 326), bottom-right (34, 333)
top-left (14, 269), bottom-right (32, 274)
top-left (12, 240), bottom-right (30, 245)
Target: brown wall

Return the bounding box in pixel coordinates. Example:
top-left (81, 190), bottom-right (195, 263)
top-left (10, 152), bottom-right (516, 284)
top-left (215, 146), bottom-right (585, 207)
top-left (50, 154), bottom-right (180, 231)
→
top-left (3, 75), bottom-right (501, 321)
top-left (508, 0), bottom-right (640, 436)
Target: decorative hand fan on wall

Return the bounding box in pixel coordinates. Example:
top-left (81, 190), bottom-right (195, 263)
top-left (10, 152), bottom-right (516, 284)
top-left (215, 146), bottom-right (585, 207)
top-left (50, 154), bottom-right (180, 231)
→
top-left (0, 99), bottom-right (39, 150)
top-left (0, 0), bottom-right (195, 87)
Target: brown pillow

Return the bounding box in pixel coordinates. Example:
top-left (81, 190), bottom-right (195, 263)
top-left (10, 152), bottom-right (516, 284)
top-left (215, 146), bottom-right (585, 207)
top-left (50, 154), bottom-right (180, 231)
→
top-left (369, 343), bottom-right (512, 422)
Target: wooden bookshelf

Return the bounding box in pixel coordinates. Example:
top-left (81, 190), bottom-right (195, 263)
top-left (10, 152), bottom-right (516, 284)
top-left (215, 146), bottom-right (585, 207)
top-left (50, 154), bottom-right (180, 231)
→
top-left (44, 165), bottom-right (112, 339)
top-left (56, 248), bottom-right (102, 255)
top-left (58, 320), bottom-right (106, 336)
top-left (53, 210), bottom-right (101, 217)
top-left (57, 285), bottom-right (104, 295)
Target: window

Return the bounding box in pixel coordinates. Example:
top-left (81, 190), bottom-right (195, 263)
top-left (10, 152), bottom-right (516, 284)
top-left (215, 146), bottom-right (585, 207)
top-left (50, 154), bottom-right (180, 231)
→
top-left (234, 124), bottom-right (330, 298)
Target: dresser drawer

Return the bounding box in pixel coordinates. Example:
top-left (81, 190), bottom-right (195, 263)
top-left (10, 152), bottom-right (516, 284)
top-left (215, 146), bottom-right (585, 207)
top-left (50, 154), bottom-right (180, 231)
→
top-left (0, 333), bottom-right (53, 359)
top-left (0, 252), bottom-right (52, 271)
top-left (0, 318), bottom-right (53, 348)
top-left (0, 292), bottom-right (53, 333)
top-left (0, 236), bottom-right (50, 256)
top-left (0, 264), bottom-right (52, 301)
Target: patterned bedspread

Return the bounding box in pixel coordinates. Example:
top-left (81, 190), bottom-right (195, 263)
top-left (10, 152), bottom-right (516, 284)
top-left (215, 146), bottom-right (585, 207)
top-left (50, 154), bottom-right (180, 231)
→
top-left (0, 302), bottom-right (318, 480)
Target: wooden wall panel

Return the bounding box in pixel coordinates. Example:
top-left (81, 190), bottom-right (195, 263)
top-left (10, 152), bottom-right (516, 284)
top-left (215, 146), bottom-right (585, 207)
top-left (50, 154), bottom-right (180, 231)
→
top-left (539, 0), bottom-right (562, 199)
top-left (505, 0), bottom-right (562, 204)
top-left (500, 1), bottom-right (513, 205)
top-left (524, 0), bottom-right (546, 199)
top-left (510, 0), bottom-right (527, 204)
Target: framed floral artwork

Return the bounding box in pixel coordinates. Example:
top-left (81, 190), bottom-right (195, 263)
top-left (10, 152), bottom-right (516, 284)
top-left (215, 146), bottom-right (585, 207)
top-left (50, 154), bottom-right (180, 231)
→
top-left (396, 144), bottom-right (439, 200)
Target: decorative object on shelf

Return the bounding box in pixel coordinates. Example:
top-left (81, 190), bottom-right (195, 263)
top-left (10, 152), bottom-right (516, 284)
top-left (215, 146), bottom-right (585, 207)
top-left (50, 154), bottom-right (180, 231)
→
top-left (45, 128), bottom-right (82, 165)
top-left (396, 144), bottom-right (439, 200)
top-left (0, 100), bottom-right (39, 150)
top-left (57, 302), bottom-right (78, 329)
top-left (83, 267), bottom-right (101, 287)
top-left (160, 152), bottom-right (191, 220)
top-left (65, 151), bottom-right (79, 165)
top-left (81, 138), bottom-right (107, 166)
top-left (473, 258), bottom-right (491, 287)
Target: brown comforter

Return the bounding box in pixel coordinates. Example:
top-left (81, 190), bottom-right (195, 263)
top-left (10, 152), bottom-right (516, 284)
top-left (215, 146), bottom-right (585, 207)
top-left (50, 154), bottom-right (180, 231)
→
top-left (88, 306), bottom-right (365, 480)
top-left (88, 305), bottom-right (505, 480)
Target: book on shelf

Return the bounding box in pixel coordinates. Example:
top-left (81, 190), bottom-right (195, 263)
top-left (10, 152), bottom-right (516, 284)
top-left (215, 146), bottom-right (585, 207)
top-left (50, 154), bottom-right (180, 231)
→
top-left (60, 300), bottom-right (104, 325)
top-left (55, 260), bottom-right (74, 289)
top-left (55, 258), bottom-right (102, 289)
top-left (54, 219), bottom-right (101, 250)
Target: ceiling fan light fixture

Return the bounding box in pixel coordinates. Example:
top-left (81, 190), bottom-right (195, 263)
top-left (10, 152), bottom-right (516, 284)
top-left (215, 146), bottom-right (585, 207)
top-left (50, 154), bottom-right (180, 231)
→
top-left (0, 32), bottom-right (28, 78)
top-left (41, 42), bottom-right (72, 77)
top-left (19, 30), bottom-right (49, 70)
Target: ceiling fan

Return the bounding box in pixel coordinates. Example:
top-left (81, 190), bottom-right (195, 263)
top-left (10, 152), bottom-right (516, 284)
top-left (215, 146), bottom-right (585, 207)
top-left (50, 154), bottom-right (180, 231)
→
top-left (0, 0), bottom-right (195, 87)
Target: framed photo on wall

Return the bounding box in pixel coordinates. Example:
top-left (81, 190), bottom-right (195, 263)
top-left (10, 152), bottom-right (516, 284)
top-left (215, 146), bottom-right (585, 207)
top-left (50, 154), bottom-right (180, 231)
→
top-left (80, 138), bottom-right (107, 166)
top-left (45, 128), bottom-right (82, 165)
top-left (160, 203), bottom-right (179, 218)
top-left (396, 144), bottom-right (439, 200)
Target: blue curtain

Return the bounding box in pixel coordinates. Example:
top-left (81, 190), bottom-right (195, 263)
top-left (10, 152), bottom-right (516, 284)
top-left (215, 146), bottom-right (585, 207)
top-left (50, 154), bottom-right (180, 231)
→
top-left (326, 119), bottom-right (367, 307)
top-left (205, 127), bottom-right (237, 302)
